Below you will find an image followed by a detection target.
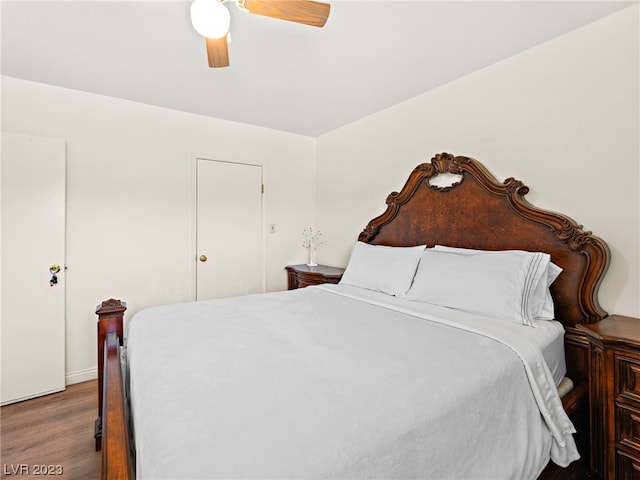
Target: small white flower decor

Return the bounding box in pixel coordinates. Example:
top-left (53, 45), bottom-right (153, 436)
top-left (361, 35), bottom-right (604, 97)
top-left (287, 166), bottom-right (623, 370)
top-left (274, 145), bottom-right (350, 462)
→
top-left (302, 227), bottom-right (325, 266)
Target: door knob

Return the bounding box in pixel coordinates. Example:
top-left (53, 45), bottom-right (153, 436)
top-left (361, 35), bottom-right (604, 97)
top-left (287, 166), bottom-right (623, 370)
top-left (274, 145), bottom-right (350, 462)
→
top-left (49, 264), bottom-right (60, 286)
top-left (199, 255), bottom-right (207, 262)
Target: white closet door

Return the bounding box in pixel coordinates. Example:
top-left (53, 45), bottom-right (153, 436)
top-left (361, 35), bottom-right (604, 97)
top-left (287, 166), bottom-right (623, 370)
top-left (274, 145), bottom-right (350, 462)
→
top-left (1, 132), bottom-right (66, 405)
top-left (196, 159), bottom-right (264, 300)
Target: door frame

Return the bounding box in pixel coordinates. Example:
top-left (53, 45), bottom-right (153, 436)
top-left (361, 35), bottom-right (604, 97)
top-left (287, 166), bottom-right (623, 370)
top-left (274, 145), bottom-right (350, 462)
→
top-left (190, 155), bottom-right (267, 300)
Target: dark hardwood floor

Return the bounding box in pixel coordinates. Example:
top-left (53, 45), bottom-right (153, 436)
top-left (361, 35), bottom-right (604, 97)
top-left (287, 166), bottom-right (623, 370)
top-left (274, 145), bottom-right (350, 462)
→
top-left (1, 380), bottom-right (100, 480)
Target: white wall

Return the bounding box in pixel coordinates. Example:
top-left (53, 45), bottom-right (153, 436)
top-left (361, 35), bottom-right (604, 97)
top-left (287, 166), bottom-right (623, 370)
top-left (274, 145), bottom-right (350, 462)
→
top-left (316, 5), bottom-right (639, 318)
top-left (1, 77), bottom-right (317, 383)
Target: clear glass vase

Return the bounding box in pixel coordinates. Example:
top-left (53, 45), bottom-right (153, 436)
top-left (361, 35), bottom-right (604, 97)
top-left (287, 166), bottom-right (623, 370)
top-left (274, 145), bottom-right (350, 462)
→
top-left (307, 244), bottom-right (317, 266)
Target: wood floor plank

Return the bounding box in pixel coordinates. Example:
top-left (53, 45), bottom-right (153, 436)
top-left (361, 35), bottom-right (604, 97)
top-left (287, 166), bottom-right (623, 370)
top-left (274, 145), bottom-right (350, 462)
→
top-left (1, 380), bottom-right (101, 480)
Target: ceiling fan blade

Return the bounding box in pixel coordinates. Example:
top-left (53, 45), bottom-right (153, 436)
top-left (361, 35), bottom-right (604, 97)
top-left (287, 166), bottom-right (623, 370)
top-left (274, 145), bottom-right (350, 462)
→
top-left (244, 0), bottom-right (330, 27)
top-left (205, 36), bottom-right (230, 68)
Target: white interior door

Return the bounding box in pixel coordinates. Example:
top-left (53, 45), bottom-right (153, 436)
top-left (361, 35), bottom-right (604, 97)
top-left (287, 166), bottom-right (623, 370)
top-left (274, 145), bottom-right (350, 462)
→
top-left (196, 159), bottom-right (263, 300)
top-left (1, 132), bottom-right (66, 405)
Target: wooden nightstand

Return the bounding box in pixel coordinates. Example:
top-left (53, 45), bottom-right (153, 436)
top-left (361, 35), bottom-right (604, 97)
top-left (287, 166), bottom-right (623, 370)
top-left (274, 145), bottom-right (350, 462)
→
top-left (577, 315), bottom-right (640, 480)
top-left (285, 264), bottom-right (345, 290)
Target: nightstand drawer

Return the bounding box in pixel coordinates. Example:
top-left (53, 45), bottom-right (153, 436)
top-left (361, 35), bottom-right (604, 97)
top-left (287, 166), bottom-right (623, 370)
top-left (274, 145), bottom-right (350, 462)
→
top-left (296, 272), bottom-right (339, 288)
top-left (616, 354), bottom-right (640, 403)
top-left (616, 403), bottom-right (640, 451)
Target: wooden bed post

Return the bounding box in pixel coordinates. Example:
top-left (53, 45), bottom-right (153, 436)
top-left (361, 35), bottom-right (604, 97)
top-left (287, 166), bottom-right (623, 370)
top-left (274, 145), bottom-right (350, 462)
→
top-left (94, 299), bottom-right (126, 451)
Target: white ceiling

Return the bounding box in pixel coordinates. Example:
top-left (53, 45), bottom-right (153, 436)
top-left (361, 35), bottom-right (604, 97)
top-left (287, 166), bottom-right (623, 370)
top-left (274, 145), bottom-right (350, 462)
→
top-left (1, 1), bottom-right (634, 137)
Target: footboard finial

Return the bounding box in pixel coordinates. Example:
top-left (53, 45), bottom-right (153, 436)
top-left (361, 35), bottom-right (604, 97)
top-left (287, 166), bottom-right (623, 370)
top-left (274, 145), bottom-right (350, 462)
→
top-left (97, 298), bottom-right (127, 316)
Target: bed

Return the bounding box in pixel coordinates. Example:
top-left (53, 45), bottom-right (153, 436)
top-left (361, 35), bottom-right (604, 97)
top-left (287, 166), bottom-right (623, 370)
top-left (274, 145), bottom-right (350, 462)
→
top-left (94, 152), bottom-right (610, 479)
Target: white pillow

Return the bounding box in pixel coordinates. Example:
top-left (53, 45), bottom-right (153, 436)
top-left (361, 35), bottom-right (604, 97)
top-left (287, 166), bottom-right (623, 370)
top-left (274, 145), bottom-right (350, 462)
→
top-left (340, 242), bottom-right (426, 296)
top-left (406, 248), bottom-right (554, 325)
top-left (433, 245), bottom-right (562, 320)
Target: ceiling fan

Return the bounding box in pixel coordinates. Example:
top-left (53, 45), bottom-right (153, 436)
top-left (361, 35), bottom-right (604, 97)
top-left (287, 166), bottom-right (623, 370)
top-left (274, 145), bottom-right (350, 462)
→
top-left (190, 0), bottom-right (331, 68)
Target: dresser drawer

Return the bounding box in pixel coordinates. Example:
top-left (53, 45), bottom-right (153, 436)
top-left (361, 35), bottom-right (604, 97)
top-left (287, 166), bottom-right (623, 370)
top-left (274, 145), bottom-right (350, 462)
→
top-left (617, 403), bottom-right (640, 451)
top-left (615, 449), bottom-right (640, 480)
top-left (616, 354), bottom-right (640, 403)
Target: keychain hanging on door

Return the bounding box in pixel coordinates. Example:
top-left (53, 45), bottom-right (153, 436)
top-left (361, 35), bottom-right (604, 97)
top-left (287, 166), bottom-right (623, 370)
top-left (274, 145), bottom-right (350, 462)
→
top-left (49, 264), bottom-right (61, 286)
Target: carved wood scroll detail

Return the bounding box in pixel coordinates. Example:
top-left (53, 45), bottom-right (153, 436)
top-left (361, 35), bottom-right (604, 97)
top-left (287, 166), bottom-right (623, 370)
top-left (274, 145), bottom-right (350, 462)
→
top-left (358, 152), bottom-right (610, 326)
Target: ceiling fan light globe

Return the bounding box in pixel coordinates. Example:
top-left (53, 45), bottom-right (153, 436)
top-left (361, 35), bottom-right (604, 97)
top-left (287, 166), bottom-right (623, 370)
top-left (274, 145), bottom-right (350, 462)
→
top-left (191, 0), bottom-right (231, 39)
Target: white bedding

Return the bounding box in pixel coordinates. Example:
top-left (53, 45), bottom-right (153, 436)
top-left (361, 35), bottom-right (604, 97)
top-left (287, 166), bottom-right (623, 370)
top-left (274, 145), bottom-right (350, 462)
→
top-left (126, 284), bottom-right (578, 479)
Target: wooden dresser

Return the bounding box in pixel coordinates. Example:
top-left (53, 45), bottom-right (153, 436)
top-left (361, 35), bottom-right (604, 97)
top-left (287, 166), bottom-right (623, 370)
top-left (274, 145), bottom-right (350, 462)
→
top-left (578, 315), bottom-right (640, 480)
top-left (285, 264), bottom-right (344, 290)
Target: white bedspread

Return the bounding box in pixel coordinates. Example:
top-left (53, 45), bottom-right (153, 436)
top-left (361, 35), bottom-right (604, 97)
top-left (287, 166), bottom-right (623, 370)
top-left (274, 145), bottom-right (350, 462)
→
top-left (126, 284), bottom-right (579, 479)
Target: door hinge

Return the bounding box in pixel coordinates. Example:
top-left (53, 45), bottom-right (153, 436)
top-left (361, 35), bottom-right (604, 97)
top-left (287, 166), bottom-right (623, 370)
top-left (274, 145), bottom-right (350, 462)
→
top-left (261, 184), bottom-right (264, 194)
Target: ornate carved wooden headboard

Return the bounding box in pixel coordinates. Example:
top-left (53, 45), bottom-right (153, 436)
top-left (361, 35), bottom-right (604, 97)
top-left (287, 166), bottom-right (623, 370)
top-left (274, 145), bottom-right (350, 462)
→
top-left (358, 153), bottom-right (610, 381)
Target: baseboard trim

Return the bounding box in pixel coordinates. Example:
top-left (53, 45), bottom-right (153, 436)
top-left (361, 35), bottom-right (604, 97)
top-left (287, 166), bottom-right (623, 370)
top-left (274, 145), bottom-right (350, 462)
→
top-left (66, 367), bottom-right (98, 385)
top-left (1, 386), bottom-right (65, 406)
